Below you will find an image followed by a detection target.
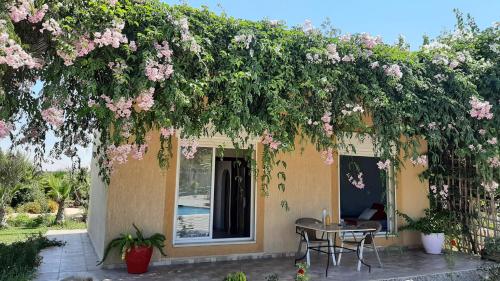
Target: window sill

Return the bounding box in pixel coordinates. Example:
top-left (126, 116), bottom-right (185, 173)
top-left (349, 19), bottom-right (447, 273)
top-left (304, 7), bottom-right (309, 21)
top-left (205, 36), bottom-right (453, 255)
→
top-left (173, 239), bottom-right (257, 247)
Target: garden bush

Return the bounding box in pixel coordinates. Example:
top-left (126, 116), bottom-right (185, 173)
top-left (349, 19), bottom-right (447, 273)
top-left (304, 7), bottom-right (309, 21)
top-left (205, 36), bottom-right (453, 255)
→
top-left (7, 213), bottom-right (32, 227)
top-left (7, 213), bottom-right (55, 228)
top-left (0, 234), bottom-right (64, 281)
top-left (223, 272), bottom-right (247, 281)
top-left (16, 202), bottom-right (43, 214)
top-left (47, 200), bottom-right (59, 213)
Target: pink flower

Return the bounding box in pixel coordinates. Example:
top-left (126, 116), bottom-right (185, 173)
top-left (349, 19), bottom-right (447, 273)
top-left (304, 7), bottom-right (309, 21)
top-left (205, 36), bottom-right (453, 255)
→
top-left (135, 88), bottom-right (155, 111)
top-left (410, 155), bottom-right (428, 166)
top-left (326, 43), bottom-right (340, 63)
top-left (321, 111), bottom-right (331, 123)
top-left (145, 59), bottom-right (174, 82)
top-left (370, 61), bottom-right (379, 69)
top-left (0, 120), bottom-right (13, 138)
top-left (160, 127), bottom-right (175, 138)
top-left (94, 21), bottom-right (128, 48)
top-left (129, 41), bottom-right (137, 52)
top-left (27, 4), bottom-right (48, 23)
top-left (106, 144), bottom-right (132, 169)
top-left (347, 172), bottom-right (365, 189)
top-left (478, 129), bottom-right (487, 135)
top-left (302, 19), bottom-right (314, 33)
top-left (487, 137), bottom-right (497, 145)
top-left (261, 130), bottom-right (281, 151)
top-left (469, 96), bottom-right (493, 120)
top-left (0, 23), bottom-right (42, 69)
top-left (377, 159), bottom-right (391, 171)
top-left (482, 181), bottom-right (498, 194)
top-left (487, 156), bottom-right (500, 168)
top-left (9, 0), bottom-right (30, 23)
top-left (109, 0), bottom-right (119, 6)
top-left (384, 64), bottom-right (403, 79)
top-left (74, 35), bottom-right (95, 57)
top-left (154, 41), bottom-right (173, 60)
top-left (321, 148), bottom-right (334, 165)
top-left (88, 99), bottom-right (97, 107)
top-left (341, 54), bottom-right (354, 62)
top-left (40, 19), bottom-right (63, 36)
top-left (101, 95), bottom-right (133, 118)
top-left (360, 33), bottom-right (382, 49)
top-left (131, 144), bottom-right (147, 160)
top-left (41, 107), bottom-right (64, 128)
top-left (56, 49), bottom-right (75, 66)
top-left (181, 139), bottom-right (199, 159)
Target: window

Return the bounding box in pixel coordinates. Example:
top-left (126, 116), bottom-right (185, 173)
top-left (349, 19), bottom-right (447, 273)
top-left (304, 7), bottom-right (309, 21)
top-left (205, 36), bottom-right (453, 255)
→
top-left (337, 134), bottom-right (396, 234)
top-left (174, 146), bottom-right (255, 244)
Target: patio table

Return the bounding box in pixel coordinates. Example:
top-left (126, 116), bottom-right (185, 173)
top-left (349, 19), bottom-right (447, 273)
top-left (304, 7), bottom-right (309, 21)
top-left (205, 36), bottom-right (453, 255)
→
top-left (294, 221), bottom-right (376, 276)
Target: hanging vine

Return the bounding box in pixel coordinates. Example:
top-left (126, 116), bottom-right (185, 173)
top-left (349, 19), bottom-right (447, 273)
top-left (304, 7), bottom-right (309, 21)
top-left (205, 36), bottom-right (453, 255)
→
top-left (0, 1), bottom-right (498, 197)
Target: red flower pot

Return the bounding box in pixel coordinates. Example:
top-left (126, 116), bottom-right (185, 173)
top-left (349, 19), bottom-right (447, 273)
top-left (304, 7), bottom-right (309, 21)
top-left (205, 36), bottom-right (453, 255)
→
top-left (125, 245), bottom-right (153, 274)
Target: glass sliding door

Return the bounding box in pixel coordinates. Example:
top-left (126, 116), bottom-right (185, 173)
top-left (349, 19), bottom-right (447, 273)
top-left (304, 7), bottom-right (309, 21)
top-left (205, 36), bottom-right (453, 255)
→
top-left (174, 146), bottom-right (254, 244)
top-left (176, 147), bottom-right (213, 240)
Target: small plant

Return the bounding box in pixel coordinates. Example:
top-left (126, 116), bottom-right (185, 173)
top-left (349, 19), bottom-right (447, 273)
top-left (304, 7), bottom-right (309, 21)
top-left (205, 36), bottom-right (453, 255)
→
top-left (99, 223), bottom-right (166, 264)
top-left (265, 273), bottom-right (279, 281)
top-left (398, 208), bottom-right (451, 234)
top-left (295, 262), bottom-right (309, 281)
top-left (223, 272), bottom-right (247, 281)
top-left (7, 213), bottom-right (32, 227)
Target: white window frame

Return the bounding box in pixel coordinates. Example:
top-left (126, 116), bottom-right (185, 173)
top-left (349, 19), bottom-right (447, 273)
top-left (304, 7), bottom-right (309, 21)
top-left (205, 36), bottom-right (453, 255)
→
top-left (337, 134), bottom-right (397, 236)
top-left (173, 137), bottom-right (258, 245)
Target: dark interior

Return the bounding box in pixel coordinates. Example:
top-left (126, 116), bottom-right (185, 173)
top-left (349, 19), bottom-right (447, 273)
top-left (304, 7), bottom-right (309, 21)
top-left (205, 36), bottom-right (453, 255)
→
top-left (213, 156), bottom-right (251, 239)
top-left (339, 155), bottom-right (388, 231)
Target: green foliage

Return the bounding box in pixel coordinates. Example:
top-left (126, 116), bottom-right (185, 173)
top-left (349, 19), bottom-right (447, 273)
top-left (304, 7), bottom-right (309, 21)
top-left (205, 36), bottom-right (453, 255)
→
top-left (0, 150), bottom-right (37, 225)
top-left (398, 208), bottom-right (453, 235)
top-left (16, 201), bottom-right (43, 214)
top-left (0, 233), bottom-right (64, 281)
top-left (43, 174), bottom-right (73, 203)
top-left (99, 223), bottom-right (166, 264)
top-left (0, 1), bottom-right (497, 200)
top-left (224, 272), bottom-right (247, 281)
top-left (483, 237), bottom-right (500, 256)
top-left (7, 214), bottom-right (55, 228)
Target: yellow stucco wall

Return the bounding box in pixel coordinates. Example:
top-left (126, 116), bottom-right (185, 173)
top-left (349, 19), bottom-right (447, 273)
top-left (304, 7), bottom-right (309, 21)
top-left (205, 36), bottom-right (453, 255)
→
top-left (89, 134), bottom-right (429, 263)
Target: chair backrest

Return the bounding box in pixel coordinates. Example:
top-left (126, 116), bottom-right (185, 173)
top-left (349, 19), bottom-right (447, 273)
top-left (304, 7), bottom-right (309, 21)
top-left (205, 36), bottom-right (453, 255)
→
top-left (295, 218), bottom-right (322, 241)
top-left (357, 221), bottom-right (382, 244)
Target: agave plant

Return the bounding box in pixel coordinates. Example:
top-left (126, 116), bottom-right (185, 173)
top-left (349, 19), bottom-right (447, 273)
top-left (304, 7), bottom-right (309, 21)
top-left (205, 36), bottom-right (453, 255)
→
top-left (98, 223), bottom-right (166, 264)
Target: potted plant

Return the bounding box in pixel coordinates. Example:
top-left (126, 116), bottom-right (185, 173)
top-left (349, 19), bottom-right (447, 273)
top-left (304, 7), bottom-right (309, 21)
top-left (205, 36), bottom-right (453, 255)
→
top-left (98, 224), bottom-right (166, 274)
top-left (399, 208), bottom-right (450, 254)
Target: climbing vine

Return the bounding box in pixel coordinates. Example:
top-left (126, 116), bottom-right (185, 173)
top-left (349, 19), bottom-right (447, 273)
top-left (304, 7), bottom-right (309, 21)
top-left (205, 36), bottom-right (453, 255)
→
top-left (0, 1), bottom-right (498, 197)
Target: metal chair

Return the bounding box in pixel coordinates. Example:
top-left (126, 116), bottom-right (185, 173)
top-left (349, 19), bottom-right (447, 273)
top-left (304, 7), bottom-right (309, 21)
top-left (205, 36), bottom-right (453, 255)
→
top-left (295, 218), bottom-right (329, 266)
top-left (338, 220), bottom-right (383, 271)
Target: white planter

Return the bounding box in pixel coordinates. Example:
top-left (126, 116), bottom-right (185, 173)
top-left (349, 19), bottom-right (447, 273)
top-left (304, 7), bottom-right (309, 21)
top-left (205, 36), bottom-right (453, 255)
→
top-left (421, 233), bottom-right (445, 254)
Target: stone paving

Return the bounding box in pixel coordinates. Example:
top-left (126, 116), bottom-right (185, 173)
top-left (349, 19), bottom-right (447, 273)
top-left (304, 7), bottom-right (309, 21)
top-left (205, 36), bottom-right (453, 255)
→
top-left (35, 229), bottom-right (490, 281)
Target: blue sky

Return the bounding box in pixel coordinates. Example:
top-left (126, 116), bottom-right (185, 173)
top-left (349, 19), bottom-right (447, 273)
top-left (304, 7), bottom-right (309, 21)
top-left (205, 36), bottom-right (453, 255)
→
top-left (1, 0), bottom-right (498, 171)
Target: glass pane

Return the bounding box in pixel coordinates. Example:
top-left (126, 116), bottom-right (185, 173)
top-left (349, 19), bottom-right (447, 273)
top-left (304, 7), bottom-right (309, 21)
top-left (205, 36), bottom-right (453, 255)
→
top-left (176, 147), bottom-right (213, 239)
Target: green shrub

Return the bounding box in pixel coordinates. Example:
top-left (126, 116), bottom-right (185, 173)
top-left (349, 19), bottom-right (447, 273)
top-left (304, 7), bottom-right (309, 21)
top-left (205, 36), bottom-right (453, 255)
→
top-left (11, 184), bottom-right (49, 213)
top-left (224, 272), bottom-right (247, 281)
top-left (16, 202), bottom-right (43, 214)
top-left (7, 213), bottom-right (32, 227)
top-left (7, 214), bottom-right (55, 228)
top-left (47, 200), bottom-right (58, 213)
top-left (0, 234), bottom-right (64, 281)
top-left (5, 206), bottom-right (14, 215)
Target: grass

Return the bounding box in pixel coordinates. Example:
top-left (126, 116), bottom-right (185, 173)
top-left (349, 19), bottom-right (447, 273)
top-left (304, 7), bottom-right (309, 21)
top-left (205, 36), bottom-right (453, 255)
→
top-left (0, 216), bottom-right (86, 244)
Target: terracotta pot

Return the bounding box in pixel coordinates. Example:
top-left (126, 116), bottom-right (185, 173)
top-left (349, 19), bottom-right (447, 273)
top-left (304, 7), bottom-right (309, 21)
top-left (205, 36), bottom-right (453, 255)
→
top-left (125, 245), bottom-right (153, 274)
top-left (421, 233), bottom-right (444, 254)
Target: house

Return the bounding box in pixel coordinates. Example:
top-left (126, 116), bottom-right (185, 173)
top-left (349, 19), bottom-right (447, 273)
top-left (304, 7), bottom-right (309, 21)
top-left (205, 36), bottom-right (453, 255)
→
top-left (88, 129), bottom-right (429, 265)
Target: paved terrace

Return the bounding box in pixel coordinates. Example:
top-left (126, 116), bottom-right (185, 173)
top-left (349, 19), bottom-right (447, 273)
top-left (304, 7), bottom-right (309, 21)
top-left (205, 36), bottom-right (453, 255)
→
top-left (36, 230), bottom-right (491, 281)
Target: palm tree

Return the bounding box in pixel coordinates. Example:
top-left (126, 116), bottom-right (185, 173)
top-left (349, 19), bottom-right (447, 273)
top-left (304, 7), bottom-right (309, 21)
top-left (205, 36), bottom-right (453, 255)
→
top-left (0, 150), bottom-right (34, 227)
top-left (43, 174), bottom-right (72, 224)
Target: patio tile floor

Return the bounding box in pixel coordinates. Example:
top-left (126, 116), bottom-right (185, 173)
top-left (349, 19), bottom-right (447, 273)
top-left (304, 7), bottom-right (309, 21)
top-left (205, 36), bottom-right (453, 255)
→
top-left (35, 230), bottom-right (491, 281)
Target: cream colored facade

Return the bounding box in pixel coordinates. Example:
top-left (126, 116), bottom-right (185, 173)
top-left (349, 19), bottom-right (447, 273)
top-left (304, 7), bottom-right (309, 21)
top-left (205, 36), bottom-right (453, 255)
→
top-left (88, 132), bottom-right (429, 264)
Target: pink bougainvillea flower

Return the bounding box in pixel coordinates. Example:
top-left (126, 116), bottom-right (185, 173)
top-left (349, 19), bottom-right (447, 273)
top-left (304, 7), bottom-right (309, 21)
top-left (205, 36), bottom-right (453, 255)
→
top-left (160, 127), bottom-right (175, 138)
top-left (101, 95), bottom-right (133, 119)
top-left (347, 172), bottom-right (365, 189)
top-left (0, 120), bottom-right (13, 139)
top-left (41, 107), bottom-right (64, 128)
top-left (482, 181), bottom-right (498, 194)
top-left (180, 139), bottom-right (199, 159)
top-left (135, 88), bottom-right (155, 111)
top-left (469, 96), bottom-right (493, 120)
top-left (377, 159), bottom-right (391, 171)
top-left (383, 64), bottom-right (403, 79)
top-left (321, 148), bottom-right (334, 165)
